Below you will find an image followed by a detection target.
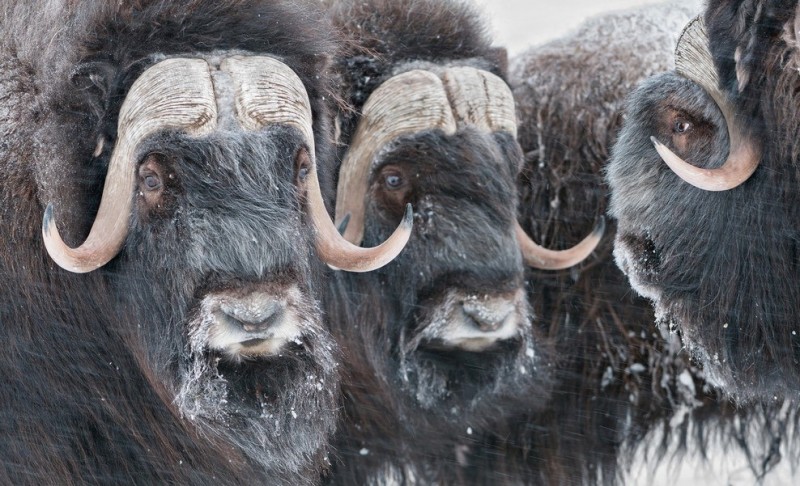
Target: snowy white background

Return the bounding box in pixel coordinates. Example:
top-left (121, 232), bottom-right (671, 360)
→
top-left (473, 0), bottom-right (666, 53)
top-left (469, 1), bottom-right (795, 484)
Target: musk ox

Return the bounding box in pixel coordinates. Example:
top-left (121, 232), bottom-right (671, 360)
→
top-left (0, 1), bottom-right (412, 483)
top-left (465, 3), bottom-right (709, 484)
top-left (466, 3), bottom-right (798, 484)
top-left (607, 1), bottom-right (800, 400)
top-left (319, 0), bottom-right (603, 483)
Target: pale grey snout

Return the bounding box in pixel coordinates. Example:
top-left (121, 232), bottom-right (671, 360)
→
top-left (219, 299), bottom-right (286, 335)
top-left (461, 299), bottom-right (515, 333)
top-left (408, 290), bottom-right (527, 352)
top-left (193, 286), bottom-right (307, 359)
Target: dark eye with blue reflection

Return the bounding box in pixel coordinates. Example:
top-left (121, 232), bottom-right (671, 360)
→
top-left (138, 154), bottom-right (164, 193)
top-left (295, 148), bottom-right (311, 186)
top-left (298, 166), bottom-right (309, 182)
top-left (384, 173), bottom-right (403, 190)
top-left (143, 174), bottom-right (161, 191)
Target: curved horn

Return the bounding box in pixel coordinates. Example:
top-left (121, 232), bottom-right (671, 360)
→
top-left (441, 66), bottom-right (517, 137)
top-left (335, 70), bottom-right (457, 245)
top-left (652, 16), bottom-right (760, 191)
top-left (43, 58), bottom-right (217, 273)
top-left (442, 67), bottom-right (604, 269)
top-left (223, 56), bottom-right (413, 272)
top-left (515, 218), bottom-right (605, 270)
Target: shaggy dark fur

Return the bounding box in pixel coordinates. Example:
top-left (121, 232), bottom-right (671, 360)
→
top-left (607, 0), bottom-right (800, 401)
top-left (0, 1), bottom-right (341, 483)
top-left (488, 4), bottom-right (706, 484)
top-left (321, 1), bottom-right (551, 483)
top-left (482, 3), bottom-right (798, 484)
top-left (323, 0), bottom-right (507, 159)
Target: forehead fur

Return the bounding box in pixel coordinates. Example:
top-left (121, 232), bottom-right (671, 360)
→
top-left (3, 1), bottom-right (335, 79)
top-left (327, 0), bottom-right (493, 66)
top-left (326, 0), bottom-right (503, 141)
top-left (374, 130), bottom-right (521, 217)
top-left (6, 0), bottom-right (338, 247)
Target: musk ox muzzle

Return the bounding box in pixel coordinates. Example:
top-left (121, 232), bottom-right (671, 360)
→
top-left (42, 56), bottom-right (412, 274)
top-left (408, 289), bottom-right (527, 352)
top-left (191, 283), bottom-right (315, 360)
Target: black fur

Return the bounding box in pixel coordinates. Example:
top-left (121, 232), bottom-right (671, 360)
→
top-left (321, 1), bottom-right (551, 483)
top-left (494, 3), bottom-right (799, 483)
top-left (0, 1), bottom-right (340, 483)
top-left (607, 0), bottom-right (800, 400)
top-left (488, 5), bottom-right (708, 483)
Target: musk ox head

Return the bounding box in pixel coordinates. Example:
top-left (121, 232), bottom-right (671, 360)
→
top-left (607, 14), bottom-right (800, 400)
top-left (503, 6), bottom-right (716, 482)
top-left (320, 3), bottom-right (602, 480)
top-left (30, 2), bottom-right (413, 477)
top-left (55, 53), bottom-right (342, 478)
top-left (330, 64), bottom-right (607, 426)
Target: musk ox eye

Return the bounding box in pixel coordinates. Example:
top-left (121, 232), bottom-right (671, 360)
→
top-left (295, 148), bottom-right (312, 186)
top-left (373, 164), bottom-right (410, 212)
top-left (143, 174), bottom-right (161, 191)
top-left (137, 154), bottom-right (166, 193)
top-left (673, 119), bottom-right (692, 134)
top-left (298, 166), bottom-right (310, 182)
top-left (384, 172), bottom-right (404, 190)
top-left (137, 154), bottom-right (168, 210)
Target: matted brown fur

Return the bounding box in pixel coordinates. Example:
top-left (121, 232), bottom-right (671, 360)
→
top-left (0, 1), bottom-right (341, 483)
top-left (487, 2), bottom-right (797, 484)
top-left (321, 0), bottom-right (551, 484)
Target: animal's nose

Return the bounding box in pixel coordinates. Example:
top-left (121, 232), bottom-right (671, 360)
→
top-left (461, 300), bottom-right (514, 332)
top-left (219, 299), bottom-right (286, 334)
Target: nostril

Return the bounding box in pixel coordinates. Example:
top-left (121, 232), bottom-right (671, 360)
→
top-left (467, 314), bottom-right (501, 332)
top-left (461, 304), bottom-right (513, 332)
top-left (219, 300), bottom-right (286, 334)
